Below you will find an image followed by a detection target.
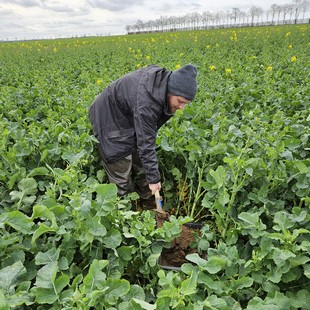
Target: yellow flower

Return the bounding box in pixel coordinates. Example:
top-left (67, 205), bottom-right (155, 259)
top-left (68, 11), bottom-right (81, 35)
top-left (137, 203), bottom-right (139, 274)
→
top-left (209, 65), bottom-right (216, 71)
top-left (136, 63), bottom-right (141, 68)
top-left (151, 38), bottom-right (156, 43)
top-left (225, 68), bottom-right (232, 74)
top-left (53, 47), bottom-right (57, 52)
top-left (206, 45), bottom-right (211, 49)
top-left (266, 66), bottom-right (273, 72)
top-left (230, 31), bottom-right (238, 42)
top-left (286, 32), bottom-right (291, 37)
top-left (291, 56), bottom-right (297, 62)
top-left (175, 64), bottom-right (181, 69)
top-left (179, 53), bottom-right (184, 57)
top-left (145, 55), bottom-right (151, 61)
top-left (96, 79), bottom-right (103, 85)
top-left (288, 44), bottom-right (293, 49)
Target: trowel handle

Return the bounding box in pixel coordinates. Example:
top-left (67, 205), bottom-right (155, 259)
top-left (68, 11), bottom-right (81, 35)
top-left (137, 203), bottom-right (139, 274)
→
top-left (154, 189), bottom-right (163, 209)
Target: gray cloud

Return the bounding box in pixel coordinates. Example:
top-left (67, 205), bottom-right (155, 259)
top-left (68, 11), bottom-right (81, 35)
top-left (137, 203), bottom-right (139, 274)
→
top-left (86, 0), bottom-right (145, 12)
top-left (35, 1), bottom-right (88, 15)
top-left (0, 0), bottom-right (308, 41)
top-left (0, 0), bottom-right (40, 7)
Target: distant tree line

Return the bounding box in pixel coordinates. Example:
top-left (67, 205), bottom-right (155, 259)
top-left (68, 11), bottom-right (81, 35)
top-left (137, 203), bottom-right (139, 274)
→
top-left (126, 0), bottom-right (310, 34)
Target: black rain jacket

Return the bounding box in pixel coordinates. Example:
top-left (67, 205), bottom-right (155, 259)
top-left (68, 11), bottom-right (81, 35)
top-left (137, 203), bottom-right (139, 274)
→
top-left (88, 65), bottom-right (173, 184)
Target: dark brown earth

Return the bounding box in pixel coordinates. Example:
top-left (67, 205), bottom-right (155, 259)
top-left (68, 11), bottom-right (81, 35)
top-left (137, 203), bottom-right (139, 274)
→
top-left (156, 213), bottom-right (201, 268)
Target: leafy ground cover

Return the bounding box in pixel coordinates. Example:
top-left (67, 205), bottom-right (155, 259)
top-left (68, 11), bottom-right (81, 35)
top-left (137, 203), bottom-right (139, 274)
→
top-left (0, 25), bottom-right (309, 309)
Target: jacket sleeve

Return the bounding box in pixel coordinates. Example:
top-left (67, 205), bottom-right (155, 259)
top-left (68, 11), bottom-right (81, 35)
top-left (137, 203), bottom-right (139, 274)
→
top-left (133, 99), bottom-right (162, 184)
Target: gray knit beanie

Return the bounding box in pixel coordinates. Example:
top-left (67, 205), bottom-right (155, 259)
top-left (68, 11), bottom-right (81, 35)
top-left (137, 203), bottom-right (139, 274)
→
top-left (167, 64), bottom-right (198, 100)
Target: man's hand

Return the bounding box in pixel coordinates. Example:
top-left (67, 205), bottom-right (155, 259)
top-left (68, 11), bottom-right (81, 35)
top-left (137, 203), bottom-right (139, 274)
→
top-left (149, 182), bottom-right (161, 195)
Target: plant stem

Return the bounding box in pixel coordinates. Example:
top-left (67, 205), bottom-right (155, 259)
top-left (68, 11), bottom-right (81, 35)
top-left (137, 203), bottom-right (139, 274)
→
top-left (190, 162), bottom-right (206, 219)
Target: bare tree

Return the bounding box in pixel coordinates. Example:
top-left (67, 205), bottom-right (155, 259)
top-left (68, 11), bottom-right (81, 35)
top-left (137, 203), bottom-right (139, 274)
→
top-left (128, 0), bottom-right (310, 34)
top-left (239, 11), bottom-right (247, 24)
top-left (249, 6), bottom-right (263, 25)
top-left (282, 4), bottom-right (292, 22)
top-left (201, 11), bottom-right (208, 28)
top-left (270, 4), bottom-right (280, 24)
top-left (301, 0), bottom-right (310, 18)
top-left (276, 5), bottom-right (283, 22)
top-left (207, 11), bottom-right (214, 27)
top-left (293, 0), bottom-right (304, 22)
top-left (231, 8), bottom-right (241, 25)
top-left (191, 12), bottom-right (201, 30)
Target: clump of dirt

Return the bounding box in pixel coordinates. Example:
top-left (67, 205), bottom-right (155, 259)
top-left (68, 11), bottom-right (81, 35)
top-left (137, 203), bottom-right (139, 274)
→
top-left (160, 225), bottom-right (198, 267)
top-left (155, 212), bottom-right (170, 227)
top-left (156, 213), bottom-right (201, 268)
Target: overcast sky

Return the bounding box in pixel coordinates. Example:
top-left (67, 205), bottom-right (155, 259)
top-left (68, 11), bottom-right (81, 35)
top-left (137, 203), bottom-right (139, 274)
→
top-left (0, 0), bottom-right (305, 40)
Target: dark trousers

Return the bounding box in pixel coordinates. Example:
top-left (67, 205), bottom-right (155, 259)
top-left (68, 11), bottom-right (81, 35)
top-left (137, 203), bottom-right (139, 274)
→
top-left (98, 147), bottom-right (152, 199)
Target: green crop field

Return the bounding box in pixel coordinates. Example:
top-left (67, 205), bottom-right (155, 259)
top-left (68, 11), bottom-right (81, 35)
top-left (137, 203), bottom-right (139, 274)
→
top-left (0, 24), bottom-right (309, 309)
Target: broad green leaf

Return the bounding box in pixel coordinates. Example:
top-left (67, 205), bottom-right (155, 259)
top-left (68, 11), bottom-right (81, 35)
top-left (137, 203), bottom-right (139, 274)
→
top-left (288, 289), bottom-right (310, 309)
top-left (35, 262), bottom-right (58, 289)
top-left (238, 211), bottom-right (266, 238)
top-left (58, 257), bottom-right (69, 270)
top-left (272, 248), bottom-right (296, 267)
top-left (247, 292), bottom-right (290, 309)
top-left (204, 294), bottom-right (228, 309)
top-left (105, 279), bottom-right (131, 305)
top-left (96, 183), bottom-right (118, 203)
top-left (83, 259), bottom-right (108, 291)
top-left (0, 290), bottom-right (9, 310)
top-left (27, 167), bottom-right (50, 177)
top-left (294, 160), bottom-right (308, 173)
top-left (17, 177), bottom-right (38, 194)
top-left (117, 246), bottom-right (134, 261)
top-left (218, 188), bottom-right (230, 206)
top-left (40, 149), bottom-right (49, 161)
top-left (31, 223), bottom-right (58, 246)
top-left (245, 167), bottom-right (253, 176)
top-left (304, 263), bottom-right (310, 279)
top-left (204, 256), bottom-right (227, 274)
top-left (157, 287), bottom-right (178, 299)
top-left (273, 211), bottom-right (295, 231)
top-left (131, 298), bottom-right (156, 310)
top-left (209, 166), bottom-right (226, 189)
top-left (33, 287), bottom-right (58, 304)
top-left (0, 262), bottom-right (26, 294)
top-left (121, 284), bottom-right (145, 303)
top-left (61, 150), bottom-right (86, 164)
top-left (35, 248), bottom-right (60, 265)
top-left (198, 239), bottom-right (210, 251)
top-left (103, 227), bottom-right (122, 248)
top-left (0, 211), bottom-right (33, 234)
top-left (186, 253), bottom-right (207, 267)
top-left (246, 297), bottom-right (265, 309)
top-left (31, 205), bottom-right (58, 227)
top-left (147, 253), bottom-right (160, 267)
top-left (180, 272), bottom-right (197, 296)
top-left (54, 274), bottom-right (70, 294)
top-left (31, 205), bottom-right (58, 245)
top-left (154, 297), bottom-right (171, 310)
top-left (7, 290), bottom-right (35, 307)
top-left (230, 276), bottom-right (253, 291)
top-left (198, 273), bottom-right (224, 293)
top-left (86, 216), bottom-right (107, 237)
top-left (160, 138), bottom-right (173, 151)
top-left (209, 143), bottom-right (227, 155)
top-left (9, 178), bottom-right (38, 205)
